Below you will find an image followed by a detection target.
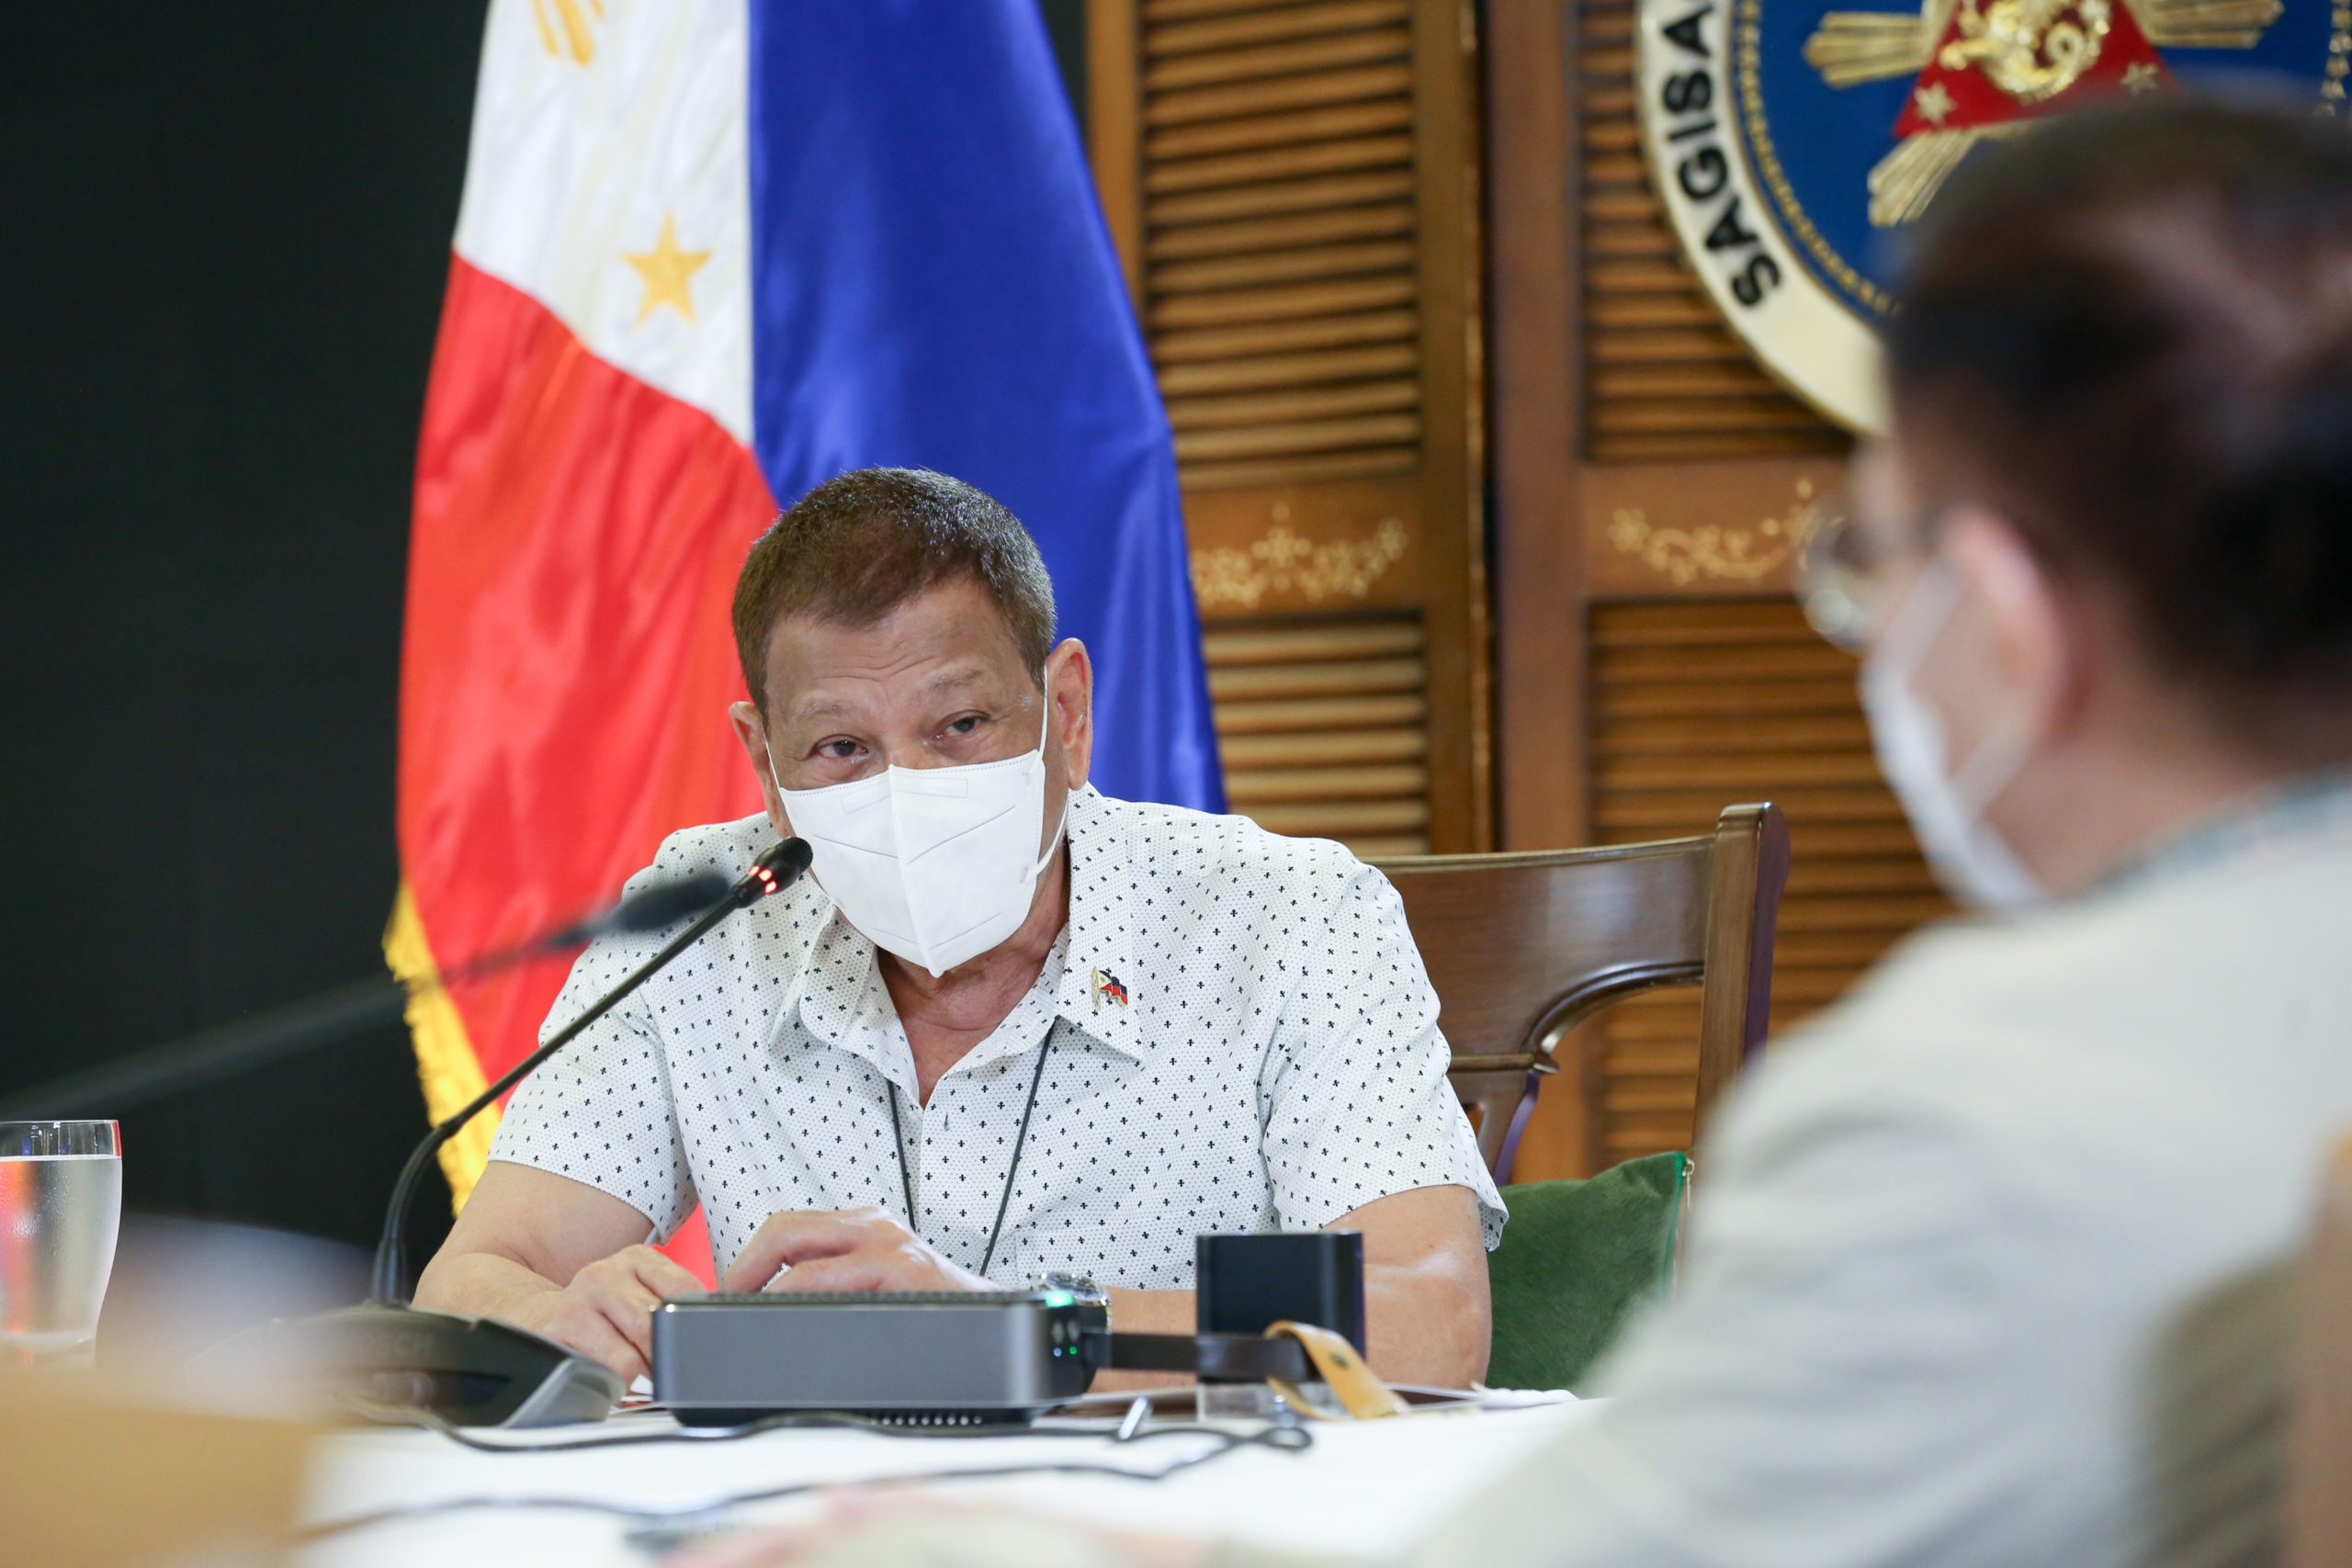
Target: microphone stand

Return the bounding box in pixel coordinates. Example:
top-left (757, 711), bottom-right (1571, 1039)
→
top-left (198, 837), bottom-right (812, 1430)
top-left (371, 836), bottom-right (811, 1303)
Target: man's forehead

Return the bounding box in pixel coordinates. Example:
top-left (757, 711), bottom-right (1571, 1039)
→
top-left (760, 579), bottom-right (1035, 720)
top-left (779, 660), bottom-right (1011, 724)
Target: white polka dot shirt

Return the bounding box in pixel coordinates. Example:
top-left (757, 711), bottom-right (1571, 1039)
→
top-left (490, 786), bottom-right (1506, 1287)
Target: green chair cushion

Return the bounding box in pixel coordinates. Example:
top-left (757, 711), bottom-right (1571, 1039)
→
top-left (1485, 1150), bottom-right (1690, 1393)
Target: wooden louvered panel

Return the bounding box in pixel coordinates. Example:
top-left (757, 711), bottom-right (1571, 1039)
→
top-left (1204, 615), bottom-right (1431, 856)
top-left (1582, 599), bottom-right (1951, 1163)
top-left (1140, 0), bottom-right (1424, 490)
top-left (1576, 0), bottom-right (1849, 461)
top-left (1095, 0), bottom-right (1487, 852)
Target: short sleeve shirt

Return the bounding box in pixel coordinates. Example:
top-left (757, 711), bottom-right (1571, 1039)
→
top-left (490, 786), bottom-right (1505, 1284)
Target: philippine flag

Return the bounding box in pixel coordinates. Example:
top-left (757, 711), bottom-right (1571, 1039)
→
top-left (389, 0), bottom-right (1221, 1271)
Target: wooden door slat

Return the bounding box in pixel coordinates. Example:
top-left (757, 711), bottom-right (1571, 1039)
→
top-left (1148, 0), bottom-right (1412, 57)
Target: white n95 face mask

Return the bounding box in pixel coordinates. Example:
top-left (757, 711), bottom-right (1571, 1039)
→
top-left (768, 690), bottom-right (1068, 976)
top-left (1858, 559), bottom-right (2044, 912)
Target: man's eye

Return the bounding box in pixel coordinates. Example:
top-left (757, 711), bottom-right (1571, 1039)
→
top-left (818, 739), bottom-right (862, 759)
top-left (945, 716), bottom-right (982, 736)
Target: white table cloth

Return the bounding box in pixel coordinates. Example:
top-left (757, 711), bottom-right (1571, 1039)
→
top-left (297, 1400), bottom-right (1593, 1567)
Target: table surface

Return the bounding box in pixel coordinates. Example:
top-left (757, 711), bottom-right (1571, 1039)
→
top-left (294, 1397), bottom-right (1595, 1567)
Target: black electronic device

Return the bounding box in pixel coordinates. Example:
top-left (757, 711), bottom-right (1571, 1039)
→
top-left (1195, 1231), bottom-right (1366, 1356)
top-left (644, 1236), bottom-right (1373, 1425)
top-left (201, 839), bottom-right (811, 1430)
top-left (652, 1291), bottom-right (1095, 1426)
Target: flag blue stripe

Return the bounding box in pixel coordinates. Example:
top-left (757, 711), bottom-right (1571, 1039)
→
top-left (743, 0), bottom-right (1224, 812)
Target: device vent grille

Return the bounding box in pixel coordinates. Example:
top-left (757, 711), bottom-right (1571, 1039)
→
top-left (1141, 0), bottom-right (1425, 490)
top-left (1204, 613), bottom-right (1431, 856)
top-left (1585, 599), bottom-right (1950, 1160)
top-left (1577, 0), bottom-right (1849, 462)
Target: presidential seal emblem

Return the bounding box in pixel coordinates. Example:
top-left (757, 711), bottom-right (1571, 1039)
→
top-left (1636, 0), bottom-right (2348, 430)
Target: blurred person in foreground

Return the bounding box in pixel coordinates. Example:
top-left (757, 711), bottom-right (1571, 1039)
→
top-left (683, 94), bottom-right (2352, 1568)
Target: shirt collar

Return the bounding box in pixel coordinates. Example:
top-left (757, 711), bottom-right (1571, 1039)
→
top-left (790, 909), bottom-right (915, 1095)
top-left (2092, 766), bottom-right (2352, 899)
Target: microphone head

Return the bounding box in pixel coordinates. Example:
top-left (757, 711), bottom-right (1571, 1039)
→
top-left (605, 873), bottom-right (732, 933)
top-left (746, 838), bottom-right (814, 900)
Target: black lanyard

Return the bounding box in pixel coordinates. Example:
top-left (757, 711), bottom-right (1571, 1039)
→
top-left (884, 1021), bottom-right (1057, 1281)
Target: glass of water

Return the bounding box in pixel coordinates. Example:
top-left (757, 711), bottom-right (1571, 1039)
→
top-left (0, 1121), bottom-right (122, 1364)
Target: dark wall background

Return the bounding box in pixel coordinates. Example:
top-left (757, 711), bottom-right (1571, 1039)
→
top-left (0, 4), bottom-right (1087, 1257)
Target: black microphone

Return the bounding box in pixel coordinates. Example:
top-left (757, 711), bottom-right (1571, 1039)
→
top-left (204, 838), bottom-right (813, 1431)
top-left (369, 836), bottom-right (813, 1304)
top-left (0, 872), bottom-right (740, 1122)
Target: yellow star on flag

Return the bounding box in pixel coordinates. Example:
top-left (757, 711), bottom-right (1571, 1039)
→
top-left (623, 215), bottom-right (711, 325)
top-left (1914, 81), bottom-right (1955, 124)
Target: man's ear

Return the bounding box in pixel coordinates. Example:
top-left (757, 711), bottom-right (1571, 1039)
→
top-left (1044, 638), bottom-right (1093, 790)
top-left (1942, 509), bottom-right (2078, 750)
top-left (728, 699), bottom-right (792, 840)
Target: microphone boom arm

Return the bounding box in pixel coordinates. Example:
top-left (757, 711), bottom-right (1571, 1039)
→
top-left (369, 838), bottom-right (812, 1304)
top-left (0, 979), bottom-right (413, 1123)
top-left (0, 873), bottom-right (735, 1123)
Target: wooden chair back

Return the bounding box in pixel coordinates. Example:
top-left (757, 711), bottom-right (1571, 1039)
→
top-left (2290, 1133), bottom-right (2352, 1566)
top-left (1374, 803), bottom-right (1790, 1184)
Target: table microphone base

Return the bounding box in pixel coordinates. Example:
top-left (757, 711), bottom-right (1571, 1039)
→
top-left (202, 1303), bottom-right (624, 1429)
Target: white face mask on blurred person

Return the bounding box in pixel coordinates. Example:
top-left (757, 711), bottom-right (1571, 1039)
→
top-left (769, 688), bottom-right (1068, 976)
top-left (1860, 559), bottom-right (2045, 911)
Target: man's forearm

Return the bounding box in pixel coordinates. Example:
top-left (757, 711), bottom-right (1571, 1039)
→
top-left (1105, 1286), bottom-right (1195, 1335)
top-left (1364, 1260), bottom-right (1488, 1388)
top-left (414, 1248), bottom-right (565, 1323)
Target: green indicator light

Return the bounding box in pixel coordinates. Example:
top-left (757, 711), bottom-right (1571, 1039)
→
top-left (1043, 1291), bottom-right (1076, 1307)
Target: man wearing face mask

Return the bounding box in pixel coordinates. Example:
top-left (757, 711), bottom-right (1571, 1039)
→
top-left (413, 467), bottom-right (1504, 1388)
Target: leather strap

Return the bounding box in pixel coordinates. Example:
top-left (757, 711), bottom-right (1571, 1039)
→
top-left (1264, 1320), bottom-right (1408, 1419)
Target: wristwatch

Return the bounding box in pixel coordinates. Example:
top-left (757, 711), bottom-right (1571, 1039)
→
top-left (1033, 1270), bottom-right (1111, 1337)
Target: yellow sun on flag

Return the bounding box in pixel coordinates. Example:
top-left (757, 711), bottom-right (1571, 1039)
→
top-left (623, 215), bottom-right (713, 325)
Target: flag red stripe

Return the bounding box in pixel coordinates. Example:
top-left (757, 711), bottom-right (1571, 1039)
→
top-left (400, 254), bottom-right (774, 1149)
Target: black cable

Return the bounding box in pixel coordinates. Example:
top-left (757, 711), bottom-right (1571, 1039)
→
top-left (886, 1083), bottom-right (917, 1226)
top-left (978, 1031), bottom-right (1056, 1280)
top-left (879, 1024), bottom-right (1054, 1280)
top-left (298, 1420), bottom-right (1311, 1541)
top-left (342, 1400), bottom-right (1269, 1454)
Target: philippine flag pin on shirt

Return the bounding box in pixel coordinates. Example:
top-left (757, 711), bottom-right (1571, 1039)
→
top-left (1091, 968), bottom-right (1130, 1011)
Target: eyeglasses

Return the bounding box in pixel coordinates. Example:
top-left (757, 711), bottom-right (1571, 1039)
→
top-left (1793, 495), bottom-right (1947, 652)
top-left (1794, 494), bottom-right (1874, 652)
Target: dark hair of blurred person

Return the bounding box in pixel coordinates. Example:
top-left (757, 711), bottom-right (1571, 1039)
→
top-left (1887, 95), bottom-right (2352, 757)
top-left (674, 95), bottom-right (2352, 1568)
